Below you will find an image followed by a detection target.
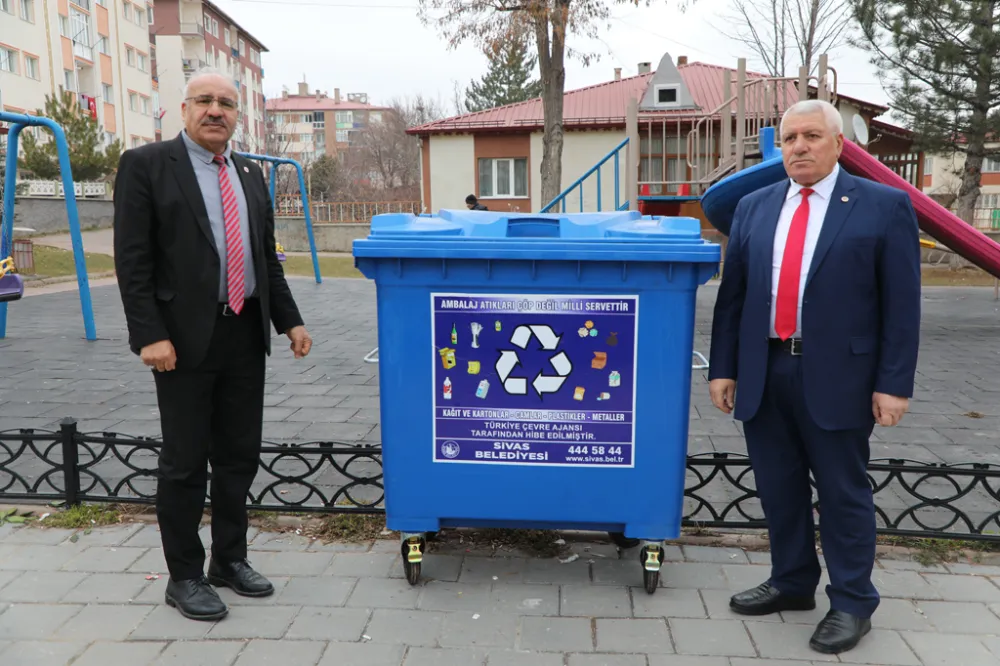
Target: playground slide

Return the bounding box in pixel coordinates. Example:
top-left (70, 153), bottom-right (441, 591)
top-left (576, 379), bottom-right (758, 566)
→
top-left (700, 132), bottom-right (1000, 280)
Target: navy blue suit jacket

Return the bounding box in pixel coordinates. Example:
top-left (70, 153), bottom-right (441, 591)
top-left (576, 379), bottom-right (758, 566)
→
top-left (708, 168), bottom-right (922, 431)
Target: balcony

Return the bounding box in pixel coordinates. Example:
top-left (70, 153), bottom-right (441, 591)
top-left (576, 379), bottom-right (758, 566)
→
top-left (178, 23), bottom-right (205, 38)
top-left (73, 42), bottom-right (94, 61)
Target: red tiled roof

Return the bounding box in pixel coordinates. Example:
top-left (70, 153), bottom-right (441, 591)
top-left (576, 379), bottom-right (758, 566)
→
top-left (409, 60), bottom-right (888, 135)
top-left (266, 97), bottom-right (390, 112)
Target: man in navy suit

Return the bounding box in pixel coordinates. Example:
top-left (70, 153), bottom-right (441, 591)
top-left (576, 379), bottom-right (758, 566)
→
top-left (708, 99), bottom-right (921, 654)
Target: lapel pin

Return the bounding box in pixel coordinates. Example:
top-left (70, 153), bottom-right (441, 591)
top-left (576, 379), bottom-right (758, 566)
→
top-left (243, 166), bottom-right (250, 173)
top-left (841, 196), bottom-right (849, 202)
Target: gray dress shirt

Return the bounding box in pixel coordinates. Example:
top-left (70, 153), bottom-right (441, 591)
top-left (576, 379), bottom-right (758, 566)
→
top-left (181, 130), bottom-right (256, 302)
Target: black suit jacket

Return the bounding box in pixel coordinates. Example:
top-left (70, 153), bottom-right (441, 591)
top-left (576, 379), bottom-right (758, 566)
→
top-left (113, 134), bottom-right (304, 368)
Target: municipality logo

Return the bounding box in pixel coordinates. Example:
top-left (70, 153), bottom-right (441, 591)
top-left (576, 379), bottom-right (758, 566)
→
top-left (441, 441), bottom-right (460, 459)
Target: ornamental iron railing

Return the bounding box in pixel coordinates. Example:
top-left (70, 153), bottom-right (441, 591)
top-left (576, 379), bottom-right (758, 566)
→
top-left (1, 419), bottom-right (998, 542)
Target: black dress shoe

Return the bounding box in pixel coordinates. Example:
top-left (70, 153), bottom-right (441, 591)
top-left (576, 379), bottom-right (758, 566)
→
top-left (810, 609), bottom-right (872, 654)
top-left (207, 558), bottom-right (275, 597)
top-left (729, 582), bottom-right (816, 616)
top-left (165, 576), bottom-right (229, 621)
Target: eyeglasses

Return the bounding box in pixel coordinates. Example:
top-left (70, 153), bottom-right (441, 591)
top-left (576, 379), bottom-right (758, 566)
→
top-left (185, 95), bottom-right (239, 111)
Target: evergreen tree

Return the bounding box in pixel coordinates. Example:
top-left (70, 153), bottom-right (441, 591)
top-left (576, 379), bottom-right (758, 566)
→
top-left (18, 90), bottom-right (123, 181)
top-left (464, 35), bottom-right (543, 113)
top-left (851, 0), bottom-right (1000, 224)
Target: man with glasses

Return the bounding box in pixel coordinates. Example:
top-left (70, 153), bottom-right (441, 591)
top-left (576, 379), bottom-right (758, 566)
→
top-left (113, 69), bottom-right (312, 621)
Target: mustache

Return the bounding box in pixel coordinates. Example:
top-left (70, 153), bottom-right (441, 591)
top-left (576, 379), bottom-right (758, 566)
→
top-left (201, 118), bottom-right (227, 126)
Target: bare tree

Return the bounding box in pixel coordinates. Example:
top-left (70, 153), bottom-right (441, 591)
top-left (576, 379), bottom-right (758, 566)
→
top-left (417, 1), bottom-right (681, 208)
top-left (712, 0), bottom-right (852, 77)
top-left (352, 95), bottom-right (450, 200)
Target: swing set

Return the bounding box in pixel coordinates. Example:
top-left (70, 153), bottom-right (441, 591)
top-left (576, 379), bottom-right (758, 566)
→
top-left (0, 111), bottom-right (322, 342)
top-left (0, 110), bottom-right (96, 340)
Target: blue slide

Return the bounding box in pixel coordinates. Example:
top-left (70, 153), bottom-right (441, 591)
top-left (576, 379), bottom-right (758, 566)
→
top-left (700, 127), bottom-right (784, 237)
top-left (700, 127), bottom-right (1000, 279)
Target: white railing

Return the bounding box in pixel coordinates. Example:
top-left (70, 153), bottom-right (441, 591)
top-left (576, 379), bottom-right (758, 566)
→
top-left (17, 180), bottom-right (109, 198)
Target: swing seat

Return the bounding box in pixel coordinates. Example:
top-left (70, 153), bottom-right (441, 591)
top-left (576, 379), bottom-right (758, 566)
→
top-left (0, 273), bottom-right (24, 302)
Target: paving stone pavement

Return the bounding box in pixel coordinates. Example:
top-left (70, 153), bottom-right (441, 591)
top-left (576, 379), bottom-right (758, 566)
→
top-left (1, 280), bottom-right (1000, 531)
top-left (0, 523), bottom-right (999, 665)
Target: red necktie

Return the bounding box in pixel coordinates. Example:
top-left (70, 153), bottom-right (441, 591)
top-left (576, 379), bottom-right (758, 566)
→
top-left (774, 187), bottom-right (813, 340)
top-left (213, 155), bottom-right (245, 315)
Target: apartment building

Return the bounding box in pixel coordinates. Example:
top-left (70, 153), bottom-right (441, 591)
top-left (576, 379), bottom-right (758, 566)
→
top-left (922, 150), bottom-right (1000, 230)
top-left (0, 0), bottom-right (156, 151)
top-left (265, 79), bottom-right (389, 165)
top-left (150, 0), bottom-right (266, 152)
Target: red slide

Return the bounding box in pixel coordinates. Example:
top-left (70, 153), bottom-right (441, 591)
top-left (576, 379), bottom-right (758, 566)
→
top-left (840, 139), bottom-right (1000, 279)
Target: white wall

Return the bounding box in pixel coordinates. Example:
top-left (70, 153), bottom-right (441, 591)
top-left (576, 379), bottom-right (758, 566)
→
top-left (0, 0), bottom-right (51, 117)
top-left (531, 129), bottom-right (628, 212)
top-left (156, 35), bottom-right (186, 140)
top-left (428, 134), bottom-right (475, 212)
top-left (112, 0), bottom-right (155, 145)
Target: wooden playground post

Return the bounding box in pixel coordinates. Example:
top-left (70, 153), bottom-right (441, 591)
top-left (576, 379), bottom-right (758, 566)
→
top-left (734, 58), bottom-right (746, 172)
top-left (626, 96), bottom-right (639, 211)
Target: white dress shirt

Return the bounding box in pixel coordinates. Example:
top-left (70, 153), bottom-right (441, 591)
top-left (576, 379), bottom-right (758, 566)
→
top-left (769, 163), bottom-right (840, 338)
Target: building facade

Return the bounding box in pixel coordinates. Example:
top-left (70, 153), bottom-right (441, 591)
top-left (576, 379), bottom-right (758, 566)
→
top-left (149, 0), bottom-right (266, 151)
top-left (265, 80), bottom-right (388, 165)
top-left (0, 0), bottom-right (156, 150)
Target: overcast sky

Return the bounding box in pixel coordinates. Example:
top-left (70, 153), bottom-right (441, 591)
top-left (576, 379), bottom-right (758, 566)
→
top-left (215, 0), bottom-right (890, 116)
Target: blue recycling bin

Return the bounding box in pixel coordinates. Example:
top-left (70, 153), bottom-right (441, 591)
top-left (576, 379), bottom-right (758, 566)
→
top-left (353, 209), bottom-right (720, 592)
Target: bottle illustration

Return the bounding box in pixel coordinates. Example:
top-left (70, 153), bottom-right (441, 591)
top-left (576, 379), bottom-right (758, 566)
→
top-left (443, 377), bottom-right (452, 400)
top-left (450, 323), bottom-right (457, 345)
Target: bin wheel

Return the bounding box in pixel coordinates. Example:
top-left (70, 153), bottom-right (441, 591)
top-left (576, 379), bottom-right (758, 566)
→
top-left (403, 560), bottom-right (421, 585)
top-left (401, 535), bottom-right (426, 586)
top-left (640, 544), bottom-right (663, 595)
top-left (643, 568), bottom-right (660, 594)
top-left (609, 531), bottom-right (640, 549)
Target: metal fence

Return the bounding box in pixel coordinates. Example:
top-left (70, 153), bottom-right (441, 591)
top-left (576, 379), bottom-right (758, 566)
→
top-left (273, 197), bottom-right (421, 222)
top-left (2, 419), bottom-right (998, 542)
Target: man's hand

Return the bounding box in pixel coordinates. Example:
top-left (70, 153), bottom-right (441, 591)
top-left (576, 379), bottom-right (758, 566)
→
top-left (286, 326), bottom-right (312, 359)
top-left (873, 392), bottom-right (909, 427)
top-left (710, 379), bottom-right (737, 414)
top-left (141, 340), bottom-right (177, 372)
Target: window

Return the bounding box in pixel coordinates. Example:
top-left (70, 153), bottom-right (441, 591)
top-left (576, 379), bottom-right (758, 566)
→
top-left (478, 158), bottom-right (528, 198)
top-left (335, 130), bottom-right (348, 143)
top-left (141, 96), bottom-right (150, 115)
top-left (0, 0), bottom-right (10, 13)
top-left (74, 0), bottom-right (90, 9)
top-left (131, 136), bottom-right (141, 148)
top-left (369, 111), bottom-right (383, 124)
top-left (123, 2), bottom-right (131, 20)
top-left (137, 52), bottom-right (147, 72)
top-left (102, 83), bottom-right (113, 103)
top-left (129, 92), bottom-right (138, 112)
top-left (24, 55), bottom-right (38, 79)
top-left (105, 131), bottom-right (115, 145)
top-left (224, 29), bottom-right (230, 46)
top-left (126, 46), bottom-right (135, 66)
top-left (59, 15), bottom-right (70, 37)
top-left (147, 5), bottom-right (153, 24)
top-left (0, 47), bottom-right (16, 74)
top-left (983, 157), bottom-right (1000, 173)
top-left (654, 84), bottom-right (680, 107)
top-left (239, 38), bottom-right (245, 56)
top-left (64, 69), bottom-right (74, 91)
top-left (19, 0), bottom-right (33, 22)
top-left (97, 36), bottom-right (110, 55)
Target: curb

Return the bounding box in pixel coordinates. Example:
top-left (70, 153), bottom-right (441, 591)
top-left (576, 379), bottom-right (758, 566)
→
top-left (23, 271), bottom-right (116, 288)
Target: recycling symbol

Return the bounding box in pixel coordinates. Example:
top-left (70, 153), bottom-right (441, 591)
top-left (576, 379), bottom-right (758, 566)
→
top-left (495, 325), bottom-right (573, 398)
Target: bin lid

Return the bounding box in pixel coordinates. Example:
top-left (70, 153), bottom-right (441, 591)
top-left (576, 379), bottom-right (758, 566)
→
top-left (352, 210), bottom-right (720, 263)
